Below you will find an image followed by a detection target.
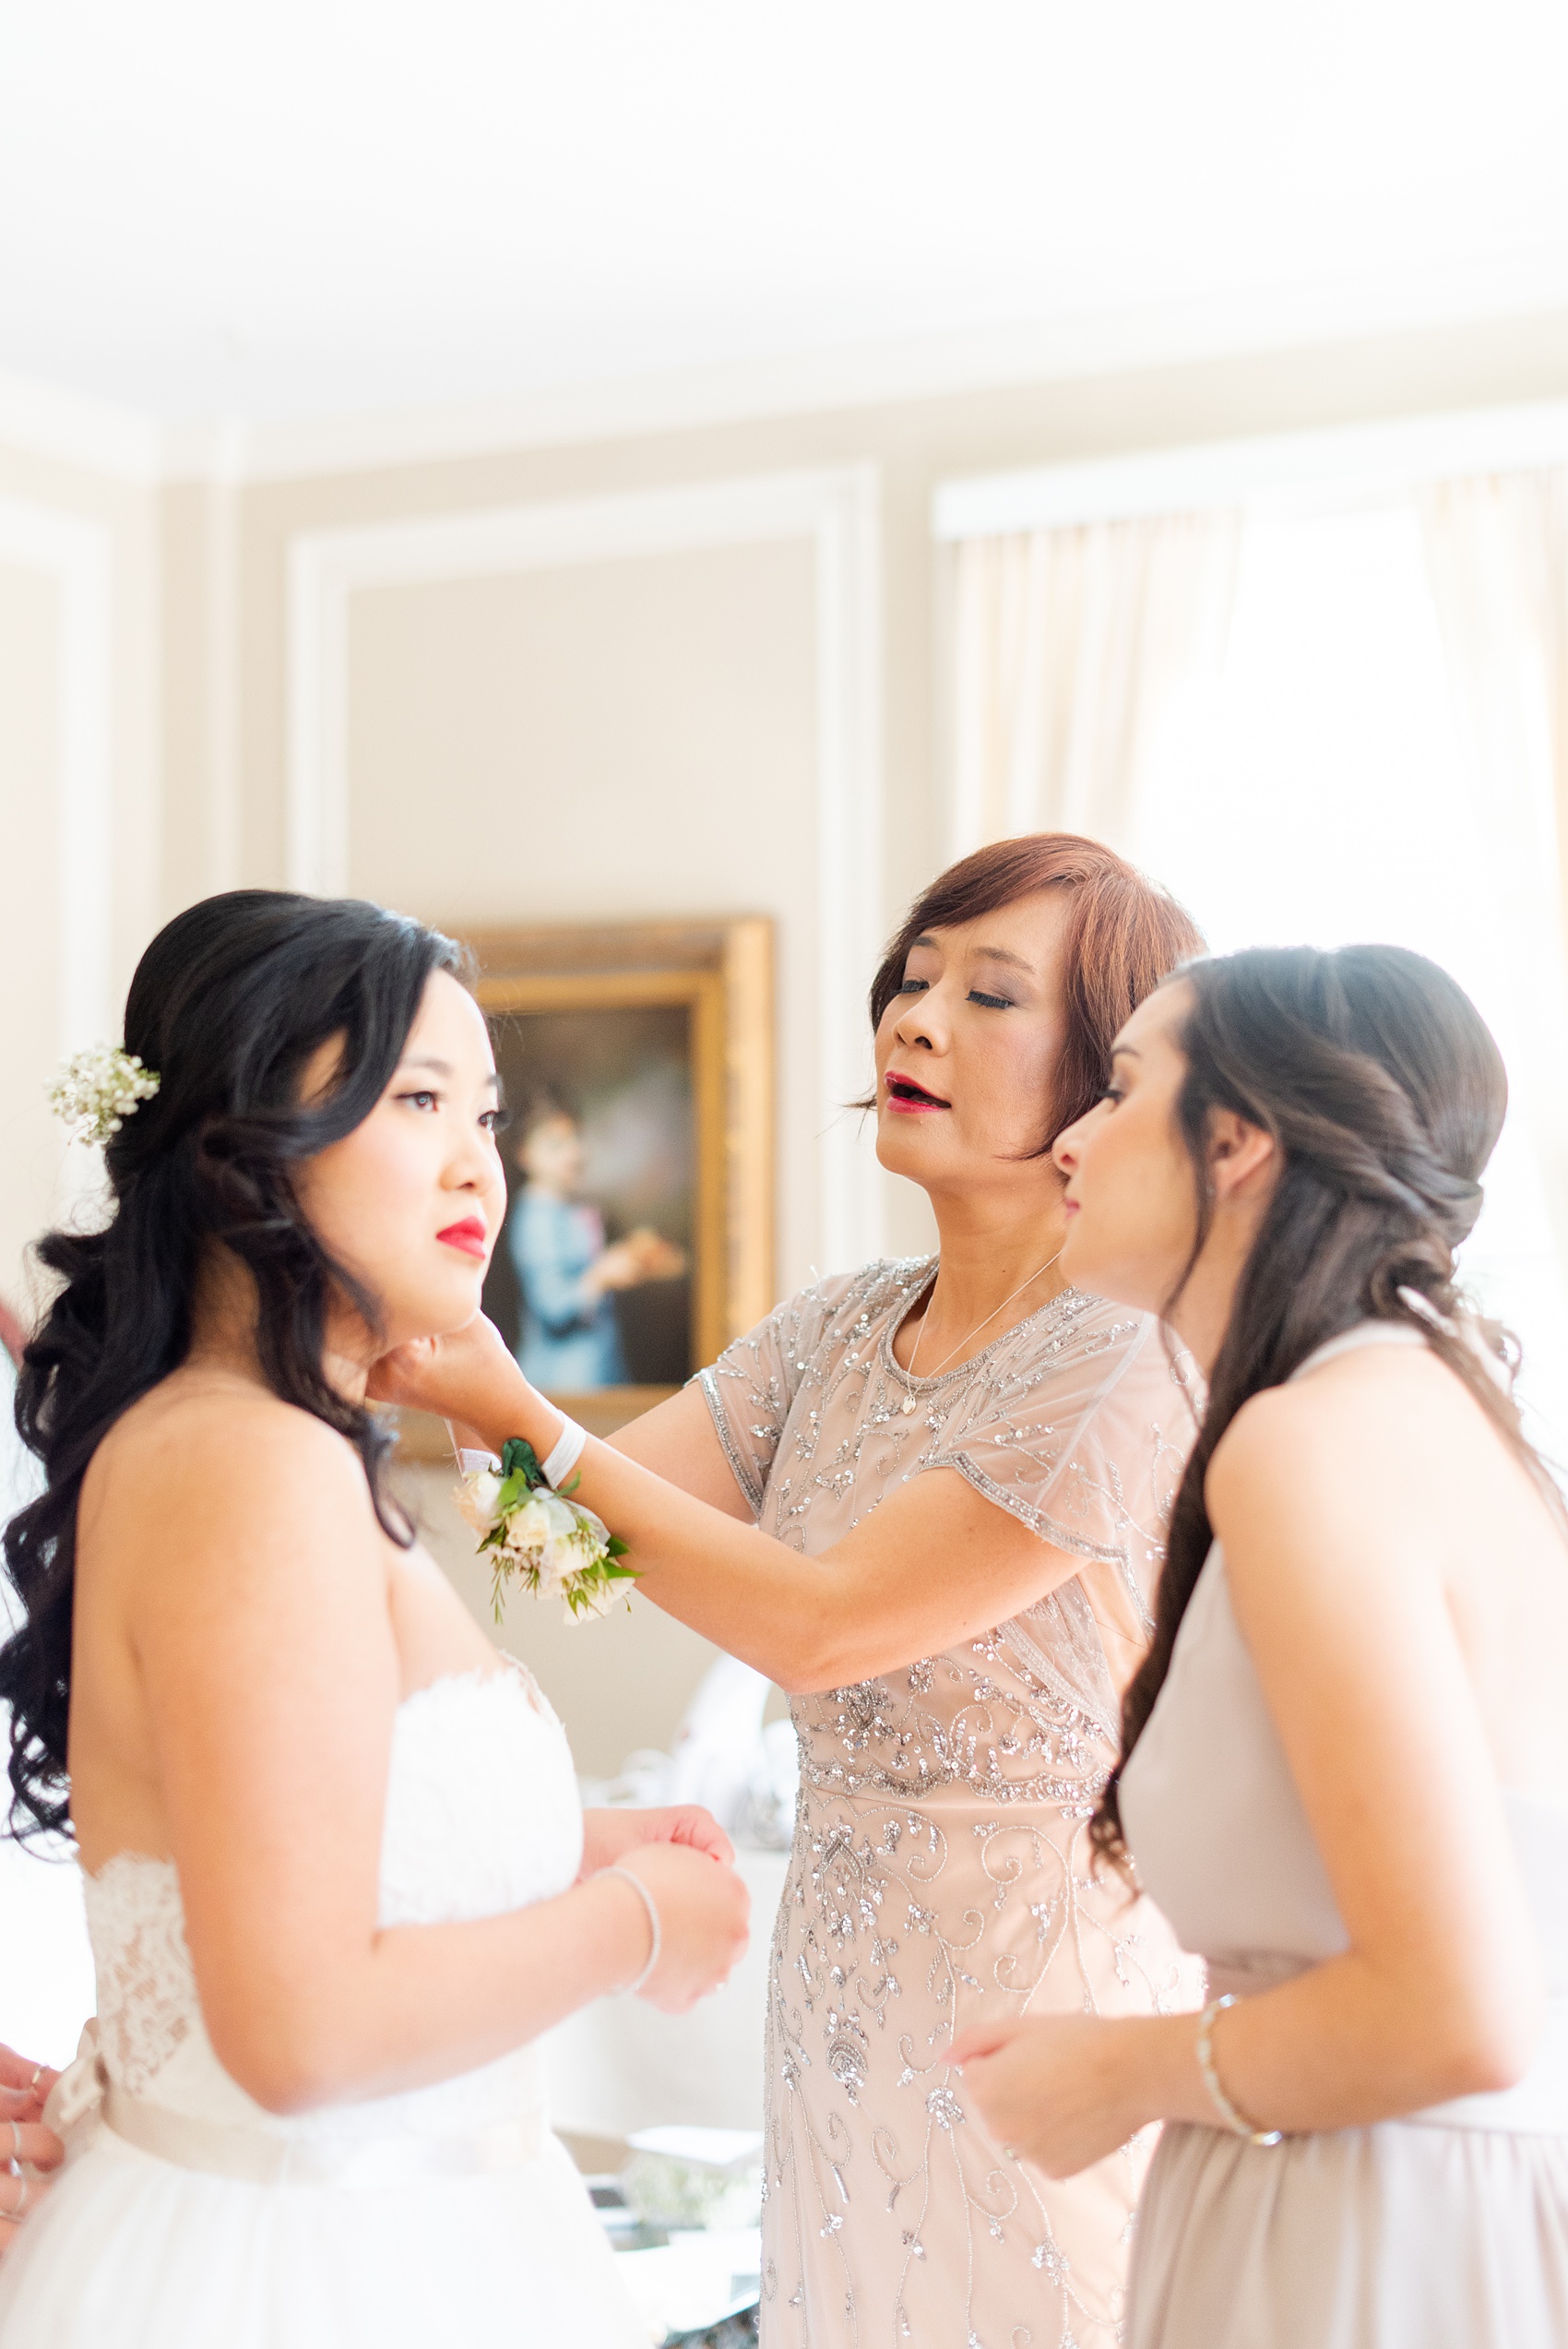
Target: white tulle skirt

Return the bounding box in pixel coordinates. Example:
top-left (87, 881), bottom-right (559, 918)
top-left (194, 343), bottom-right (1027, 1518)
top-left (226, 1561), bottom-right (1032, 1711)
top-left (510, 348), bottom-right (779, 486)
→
top-left (0, 2122), bottom-right (648, 2347)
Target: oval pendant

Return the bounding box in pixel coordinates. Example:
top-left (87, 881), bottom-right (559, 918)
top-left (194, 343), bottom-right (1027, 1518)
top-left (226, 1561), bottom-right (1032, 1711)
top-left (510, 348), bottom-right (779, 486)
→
top-left (900, 1395), bottom-right (919, 1416)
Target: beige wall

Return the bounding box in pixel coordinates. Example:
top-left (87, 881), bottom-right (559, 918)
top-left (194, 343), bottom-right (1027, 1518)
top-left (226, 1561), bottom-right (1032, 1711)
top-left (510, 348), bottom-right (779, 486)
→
top-left (346, 543), bottom-right (828, 1292)
top-left (148, 305), bottom-right (1568, 1295)
top-left (0, 447), bottom-right (159, 1308)
top-left (0, 562), bottom-right (62, 1297)
top-left (208, 304), bottom-right (1568, 893)
top-left (399, 1462), bottom-right (731, 1780)
top-left (6, 305), bottom-right (1568, 1747)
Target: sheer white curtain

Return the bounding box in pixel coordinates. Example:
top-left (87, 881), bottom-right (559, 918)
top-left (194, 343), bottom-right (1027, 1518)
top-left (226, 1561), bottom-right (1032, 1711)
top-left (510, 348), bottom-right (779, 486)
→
top-left (949, 509), bottom-right (1242, 858)
top-left (1420, 470), bottom-right (1568, 1281)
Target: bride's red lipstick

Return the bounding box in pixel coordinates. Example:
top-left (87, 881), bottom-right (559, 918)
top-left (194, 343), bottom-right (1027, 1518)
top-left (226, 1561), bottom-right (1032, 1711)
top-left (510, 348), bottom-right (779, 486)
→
top-left (436, 1216), bottom-right (488, 1258)
top-left (884, 1070), bottom-right (951, 1115)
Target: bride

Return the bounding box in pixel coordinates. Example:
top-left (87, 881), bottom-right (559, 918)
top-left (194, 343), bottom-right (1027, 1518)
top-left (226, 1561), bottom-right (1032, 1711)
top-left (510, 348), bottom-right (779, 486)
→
top-left (0, 888), bottom-right (749, 2347)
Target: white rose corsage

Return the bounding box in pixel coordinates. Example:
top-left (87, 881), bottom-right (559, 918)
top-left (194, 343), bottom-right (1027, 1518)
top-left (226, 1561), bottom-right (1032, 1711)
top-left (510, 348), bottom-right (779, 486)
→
top-left (457, 1437), bottom-right (636, 1625)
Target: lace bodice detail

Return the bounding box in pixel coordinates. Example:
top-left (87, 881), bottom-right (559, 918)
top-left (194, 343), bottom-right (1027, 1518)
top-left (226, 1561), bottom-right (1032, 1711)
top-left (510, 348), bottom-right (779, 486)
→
top-left (83, 1664), bottom-right (582, 2137)
top-left (86, 1855), bottom-right (196, 2097)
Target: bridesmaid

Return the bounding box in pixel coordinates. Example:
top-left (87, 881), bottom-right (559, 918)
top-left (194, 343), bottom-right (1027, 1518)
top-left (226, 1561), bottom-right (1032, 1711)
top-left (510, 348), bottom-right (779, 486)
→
top-left (376, 832), bottom-right (1205, 2348)
top-left (954, 943), bottom-right (1568, 2347)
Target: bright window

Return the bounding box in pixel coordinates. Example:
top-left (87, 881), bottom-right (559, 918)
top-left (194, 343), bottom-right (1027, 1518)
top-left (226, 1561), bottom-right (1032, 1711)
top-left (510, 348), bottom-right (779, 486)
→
top-left (1136, 497), bottom-right (1568, 1459)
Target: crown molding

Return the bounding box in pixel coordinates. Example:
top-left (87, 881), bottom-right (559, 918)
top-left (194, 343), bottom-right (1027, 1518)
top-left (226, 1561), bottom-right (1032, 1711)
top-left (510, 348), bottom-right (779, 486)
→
top-left (0, 367), bottom-right (163, 483)
top-left (5, 255), bottom-right (1568, 490)
top-left (933, 399), bottom-right (1568, 538)
top-left (192, 266), bottom-right (1568, 483)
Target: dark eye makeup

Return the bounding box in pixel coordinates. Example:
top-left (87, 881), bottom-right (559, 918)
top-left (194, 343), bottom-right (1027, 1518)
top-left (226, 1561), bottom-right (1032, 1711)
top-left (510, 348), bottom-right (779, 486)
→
top-left (896, 977), bottom-right (1016, 1008)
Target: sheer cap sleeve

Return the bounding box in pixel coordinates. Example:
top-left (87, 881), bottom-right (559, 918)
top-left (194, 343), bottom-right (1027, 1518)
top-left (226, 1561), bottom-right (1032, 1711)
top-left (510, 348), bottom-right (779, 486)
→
top-left (931, 1302), bottom-right (1199, 1689)
top-left (694, 1267), bottom-right (901, 1518)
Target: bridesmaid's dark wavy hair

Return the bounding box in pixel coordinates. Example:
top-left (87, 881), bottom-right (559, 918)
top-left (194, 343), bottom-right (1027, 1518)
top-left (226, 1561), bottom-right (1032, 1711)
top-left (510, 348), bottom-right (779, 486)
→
top-left (1, 890), bottom-right (465, 1842)
top-left (1093, 941), bottom-right (1557, 1869)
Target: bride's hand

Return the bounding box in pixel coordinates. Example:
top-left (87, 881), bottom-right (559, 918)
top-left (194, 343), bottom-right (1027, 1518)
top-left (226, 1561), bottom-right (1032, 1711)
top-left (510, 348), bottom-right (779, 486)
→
top-left (579, 1806), bottom-right (735, 1879)
top-left (601, 1844), bottom-right (750, 2014)
top-left (366, 1314), bottom-right (538, 1450)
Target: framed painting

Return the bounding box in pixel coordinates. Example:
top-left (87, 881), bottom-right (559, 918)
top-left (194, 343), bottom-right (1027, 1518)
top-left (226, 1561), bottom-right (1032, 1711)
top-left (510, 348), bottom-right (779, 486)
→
top-left (397, 916), bottom-right (773, 1457)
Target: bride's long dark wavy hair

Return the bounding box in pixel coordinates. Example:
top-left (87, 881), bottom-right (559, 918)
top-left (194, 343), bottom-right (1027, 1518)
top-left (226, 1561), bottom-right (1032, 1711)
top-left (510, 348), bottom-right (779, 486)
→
top-left (1093, 941), bottom-right (1557, 1867)
top-left (1, 890), bottom-right (464, 1842)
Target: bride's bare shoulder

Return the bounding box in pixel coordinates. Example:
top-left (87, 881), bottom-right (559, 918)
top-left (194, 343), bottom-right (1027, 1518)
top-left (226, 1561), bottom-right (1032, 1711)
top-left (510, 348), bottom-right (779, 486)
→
top-left (85, 1370), bottom-right (383, 1554)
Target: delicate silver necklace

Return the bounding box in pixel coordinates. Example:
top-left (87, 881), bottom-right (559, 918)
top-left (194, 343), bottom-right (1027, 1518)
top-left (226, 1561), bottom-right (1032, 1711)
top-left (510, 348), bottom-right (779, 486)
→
top-left (898, 1247), bottom-right (1066, 1414)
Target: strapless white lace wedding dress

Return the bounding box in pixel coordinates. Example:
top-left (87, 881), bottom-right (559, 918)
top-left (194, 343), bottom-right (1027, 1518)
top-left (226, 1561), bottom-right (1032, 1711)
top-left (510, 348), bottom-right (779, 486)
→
top-left (0, 1665), bottom-right (647, 2347)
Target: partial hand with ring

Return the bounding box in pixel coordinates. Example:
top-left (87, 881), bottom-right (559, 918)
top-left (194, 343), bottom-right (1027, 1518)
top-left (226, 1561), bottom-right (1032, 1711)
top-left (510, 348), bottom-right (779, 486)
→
top-left (0, 2042), bottom-right (66, 2260)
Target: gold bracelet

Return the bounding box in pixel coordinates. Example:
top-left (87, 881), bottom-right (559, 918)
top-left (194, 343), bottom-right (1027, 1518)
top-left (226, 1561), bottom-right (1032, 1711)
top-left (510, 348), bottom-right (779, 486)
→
top-left (1194, 1995), bottom-right (1283, 2147)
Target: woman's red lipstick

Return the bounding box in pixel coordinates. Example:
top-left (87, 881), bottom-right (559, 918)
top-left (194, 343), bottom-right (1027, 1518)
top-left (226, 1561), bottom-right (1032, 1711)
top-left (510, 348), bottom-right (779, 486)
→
top-left (884, 1071), bottom-right (951, 1115)
top-left (436, 1216), bottom-right (488, 1258)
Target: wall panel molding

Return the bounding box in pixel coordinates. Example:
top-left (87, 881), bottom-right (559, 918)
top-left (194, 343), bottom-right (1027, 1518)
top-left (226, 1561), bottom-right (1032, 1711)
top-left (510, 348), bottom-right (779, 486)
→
top-left (0, 497), bottom-right (114, 1057)
top-left (286, 465), bottom-right (885, 1270)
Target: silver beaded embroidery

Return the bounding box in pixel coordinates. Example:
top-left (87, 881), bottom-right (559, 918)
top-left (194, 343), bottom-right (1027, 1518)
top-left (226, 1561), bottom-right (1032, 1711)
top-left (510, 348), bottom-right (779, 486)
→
top-left (699, 1261), bottom-right (1202, 2348)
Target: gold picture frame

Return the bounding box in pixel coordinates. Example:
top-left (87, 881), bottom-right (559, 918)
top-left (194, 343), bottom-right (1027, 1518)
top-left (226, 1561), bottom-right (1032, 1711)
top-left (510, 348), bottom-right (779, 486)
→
top-left (396, 916), bottom-right (774, 1460)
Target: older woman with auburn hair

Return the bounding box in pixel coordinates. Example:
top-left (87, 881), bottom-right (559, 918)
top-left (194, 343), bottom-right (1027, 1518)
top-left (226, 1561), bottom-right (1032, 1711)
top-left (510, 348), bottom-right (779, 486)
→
top-left (380, 835), bottom-right (1205, 2348)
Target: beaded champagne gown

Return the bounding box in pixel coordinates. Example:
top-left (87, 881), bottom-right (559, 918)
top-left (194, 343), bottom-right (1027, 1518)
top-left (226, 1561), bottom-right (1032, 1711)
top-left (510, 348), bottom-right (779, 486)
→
top-left (0, 1664), bottom-right (647, 2348)
top-left (699, 1259), bottom-right (1202, 2349)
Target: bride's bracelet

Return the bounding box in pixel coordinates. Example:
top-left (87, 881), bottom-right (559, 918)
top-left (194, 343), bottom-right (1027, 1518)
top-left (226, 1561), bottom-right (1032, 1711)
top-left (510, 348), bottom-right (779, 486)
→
top-left (1194, 1995), bottom-right (1283, 2147)
top-left (602, 1866), bottom-right (662, 1995)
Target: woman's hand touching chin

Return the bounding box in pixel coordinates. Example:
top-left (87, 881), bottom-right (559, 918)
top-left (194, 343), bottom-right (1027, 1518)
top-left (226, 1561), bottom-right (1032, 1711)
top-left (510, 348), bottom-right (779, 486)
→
top-left (365, 1312), bottom-right (533, 1450)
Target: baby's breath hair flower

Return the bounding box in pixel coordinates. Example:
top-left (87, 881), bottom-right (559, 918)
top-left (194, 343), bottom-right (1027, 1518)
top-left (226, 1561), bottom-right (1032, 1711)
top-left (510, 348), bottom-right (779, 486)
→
top-left (49, 1043), bottom-right (160, 1147)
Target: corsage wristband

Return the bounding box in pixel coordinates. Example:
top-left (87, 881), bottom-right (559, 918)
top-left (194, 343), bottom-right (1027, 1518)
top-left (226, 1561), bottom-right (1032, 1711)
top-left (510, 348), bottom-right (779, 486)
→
top-left (602, 1866), bottom-right (661, 1995)
top-left (1194, 1995), bottom-right (1283, 2146)
top-left (454, 1435), bottom-right (635, 1624)
top-left (541, 1414), bottom-right (588, 1490)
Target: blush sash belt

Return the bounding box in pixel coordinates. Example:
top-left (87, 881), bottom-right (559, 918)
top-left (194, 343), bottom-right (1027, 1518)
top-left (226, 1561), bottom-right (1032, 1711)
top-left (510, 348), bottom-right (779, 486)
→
top-left (101, 2086), bottom-right (547, 2186)
top-left (46, 2025), bottom-right (547, 2188)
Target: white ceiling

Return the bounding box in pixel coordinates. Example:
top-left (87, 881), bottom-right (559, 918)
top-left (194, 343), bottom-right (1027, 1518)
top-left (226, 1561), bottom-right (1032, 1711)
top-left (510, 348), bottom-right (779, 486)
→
top-left (4, 0), bottom-right (1568, 432)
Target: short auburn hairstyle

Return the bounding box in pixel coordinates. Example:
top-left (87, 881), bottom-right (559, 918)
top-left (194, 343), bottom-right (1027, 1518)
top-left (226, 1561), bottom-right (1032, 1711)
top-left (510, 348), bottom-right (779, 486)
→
top-left (869, 832), bottom-right (1205, 1142)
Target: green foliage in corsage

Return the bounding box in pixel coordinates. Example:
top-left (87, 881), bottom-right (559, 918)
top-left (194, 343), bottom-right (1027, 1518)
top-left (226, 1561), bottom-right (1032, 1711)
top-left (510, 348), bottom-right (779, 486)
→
top-left (456, 1437), bottom-right (636, 1624)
